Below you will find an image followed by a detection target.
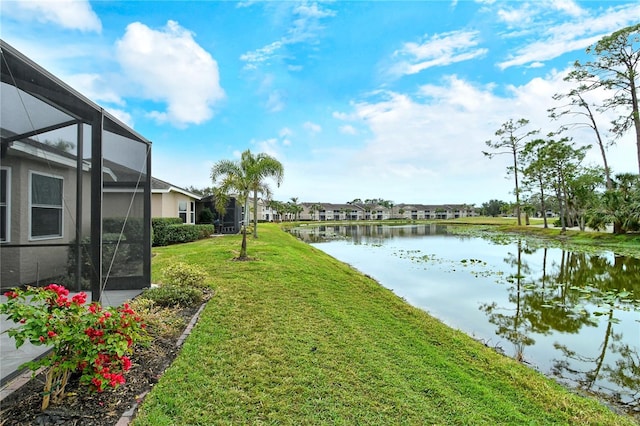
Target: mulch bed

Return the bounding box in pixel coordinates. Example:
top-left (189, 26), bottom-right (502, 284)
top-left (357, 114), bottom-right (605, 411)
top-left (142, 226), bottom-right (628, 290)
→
top-left (0, 303), bottom-right (202, 426)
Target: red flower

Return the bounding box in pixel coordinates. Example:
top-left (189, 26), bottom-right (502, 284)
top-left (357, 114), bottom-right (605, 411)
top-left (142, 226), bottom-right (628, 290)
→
top-left (39, 336), bottom-right (45, 343)
top-left (47, 330), bottom-right (57, 338)
top-left (88, 303), bottom-right (101, 314)
top-left (91, 377), bottom-right (104, 392)
top-left (121, 356), bottom-right (132, 371)
top-left (3, 291), bottom-right (18, 299)
top-left (71, 292), bottom-right (87, 305)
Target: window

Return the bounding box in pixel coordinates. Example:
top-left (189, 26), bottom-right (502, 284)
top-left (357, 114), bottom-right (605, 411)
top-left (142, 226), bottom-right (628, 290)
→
top-left (30, 171), bottom-right (63, 239)
top-left (190, 201), bottom-right (195, 224)
top-left (178, 201), bottom-right (187, 223)
top-left (1, 168), bottom-right (10, 242)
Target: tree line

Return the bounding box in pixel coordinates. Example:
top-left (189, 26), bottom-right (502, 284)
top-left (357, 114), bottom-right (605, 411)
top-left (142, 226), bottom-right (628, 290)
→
top-left (484, 24), bottom-right (640, 234)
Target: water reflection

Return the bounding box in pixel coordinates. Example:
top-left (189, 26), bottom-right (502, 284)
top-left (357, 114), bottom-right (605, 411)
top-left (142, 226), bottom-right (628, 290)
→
top-left (290, 224), bottom-right (640, 415)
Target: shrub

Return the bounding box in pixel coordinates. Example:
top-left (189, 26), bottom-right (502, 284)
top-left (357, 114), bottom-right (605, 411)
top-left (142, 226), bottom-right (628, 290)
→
top-left (197, 225), bottom-right (215, 239)
top-left (198, 208), bottom-right (214, 224)
top-left (141, 285), bottom-right (203, 308)
top-left (128, 298), bottom-right (187, 339)
top-left (152, 218), bottom-right (215, 246)
top-left (1, 285), bottom-right (148, 409)
top-left (163, 262), bottom-right (209, 288)
top-left (152, 218), bottom-right (183, 246)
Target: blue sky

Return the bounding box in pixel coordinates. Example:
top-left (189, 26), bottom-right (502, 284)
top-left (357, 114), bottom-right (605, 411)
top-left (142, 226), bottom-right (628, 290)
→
top-left (1, 0), bottom-right (639, 205)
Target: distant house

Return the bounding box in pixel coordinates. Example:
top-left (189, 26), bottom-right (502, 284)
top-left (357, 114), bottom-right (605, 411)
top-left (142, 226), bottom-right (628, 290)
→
top-left (297, 202), bottom-right (477, 221)
top-left (0, 40), bottom-right (152, 298)
top-left (196, 194), bottom-right (243, 233)
top-left (151, 178), bottom-right (201, 224)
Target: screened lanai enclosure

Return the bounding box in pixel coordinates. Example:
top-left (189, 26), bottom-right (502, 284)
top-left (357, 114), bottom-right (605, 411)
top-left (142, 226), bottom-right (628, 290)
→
top-left (0, 40), bottom-right (152, 301)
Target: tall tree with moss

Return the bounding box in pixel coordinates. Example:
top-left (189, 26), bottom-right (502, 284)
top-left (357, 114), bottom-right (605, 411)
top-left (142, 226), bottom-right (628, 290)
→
top-left (484, 118), bottom-right (539, 226)
top-left (211, 150), bottom-right (284, 258)
top-left (570, 24), bottom-right (640, 173)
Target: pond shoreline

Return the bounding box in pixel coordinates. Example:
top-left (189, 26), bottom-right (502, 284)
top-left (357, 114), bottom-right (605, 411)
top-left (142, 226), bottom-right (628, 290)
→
top-left (290, 222), bottom-right (640, 419)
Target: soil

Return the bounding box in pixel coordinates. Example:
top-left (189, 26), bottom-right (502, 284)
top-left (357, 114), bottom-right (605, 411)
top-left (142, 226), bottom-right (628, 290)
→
top-left (0, 303), bottom-right (202, 426)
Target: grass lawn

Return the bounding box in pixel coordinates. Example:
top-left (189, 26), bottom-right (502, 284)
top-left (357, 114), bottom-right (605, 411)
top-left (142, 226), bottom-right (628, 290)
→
top-left (133, 223), bottom-right (636, 425)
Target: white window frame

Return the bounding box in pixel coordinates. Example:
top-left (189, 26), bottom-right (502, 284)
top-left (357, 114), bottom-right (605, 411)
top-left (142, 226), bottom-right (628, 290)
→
top-left (0, 167), bottom-right (10, 243)
top-left (178, 200), bottom-right (188, 223)
top-left (29, 171), bottom-right (64, 241)
top-left (190, 201), bottom-right (195, 224)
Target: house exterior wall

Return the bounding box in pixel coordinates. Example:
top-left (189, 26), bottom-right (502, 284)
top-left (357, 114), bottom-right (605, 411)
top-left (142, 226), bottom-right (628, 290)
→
top-left (1, 155), bottom-right (78, 286)
top-left (151, 192), bottom-right (197, 224)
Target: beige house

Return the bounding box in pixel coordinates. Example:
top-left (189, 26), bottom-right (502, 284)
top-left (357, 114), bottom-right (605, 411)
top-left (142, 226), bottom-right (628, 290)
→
top-left (297, 202), bottom-right (477, 221)
top-left (151, 178), bottom-right (201, 223)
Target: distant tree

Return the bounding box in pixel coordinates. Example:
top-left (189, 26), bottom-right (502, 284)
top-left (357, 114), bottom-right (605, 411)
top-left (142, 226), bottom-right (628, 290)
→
top-left (480, 199), bottom-right (506, 217)
top-left (521, 139), bottom-right (552, 228)
top-left (185, 185), bottom-right (215, 197)
top-left (44, 138), bottom-right (75, 153)
top-left (542, 137), bottom-right (590, 233)
top-left (550, 81), bottom-right (613, 189)
top-left (586, 173), bottom-right (640, 234)
top-left (211, 149), bottom-right (284, 259)
top-left (287, 198), bottom-right (303, 221)
top-left (484, 118), bottom-right (539, 226)
top-left (289, 197), bottom-right (302, 221)
top-left (570, 24), bottom-right (640, 172)
top-left (267, 200), bottom-right (286, 222)
top-left (308, 203), bottom-right (323, 221)
top-left (567, 166), bottom-right (605, 231)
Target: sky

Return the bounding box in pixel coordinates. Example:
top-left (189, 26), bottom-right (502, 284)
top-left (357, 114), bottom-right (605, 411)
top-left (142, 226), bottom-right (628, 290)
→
top-left (1, 0), bottom-right (639, 206)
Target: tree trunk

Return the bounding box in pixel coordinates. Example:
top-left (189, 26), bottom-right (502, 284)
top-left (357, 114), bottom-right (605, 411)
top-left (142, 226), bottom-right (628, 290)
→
top-left (252, 190), bottom-right (259, 238)
top-left (539, 178), bottom-right (548, 229)
top-left (239, 226), bottom-right (248, 259)
top-left (613, 221), bottom-right (624, 235)
top-left (630, 77), bottom-right (640, 174)
top-left (513, 150), bottom-right (522, 226)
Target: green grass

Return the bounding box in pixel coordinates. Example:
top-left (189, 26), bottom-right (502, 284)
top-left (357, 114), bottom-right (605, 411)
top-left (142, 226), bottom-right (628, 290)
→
top-left (134, 224), bottom-right (636, 425)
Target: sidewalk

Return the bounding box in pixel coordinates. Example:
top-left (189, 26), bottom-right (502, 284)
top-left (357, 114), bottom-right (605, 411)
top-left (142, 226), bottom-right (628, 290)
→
top-left (0, 290), bottom-right (143, 386)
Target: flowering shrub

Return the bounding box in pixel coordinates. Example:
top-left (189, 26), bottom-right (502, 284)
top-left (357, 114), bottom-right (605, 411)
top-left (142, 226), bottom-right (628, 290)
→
top-left (1, 284), bottom-right (148, 410)
top-left (162, 262), bottom-right (209, 288)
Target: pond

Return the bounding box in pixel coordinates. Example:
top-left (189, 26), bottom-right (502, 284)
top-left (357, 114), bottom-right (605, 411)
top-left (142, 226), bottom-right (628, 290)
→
top-left (289, 223), bottom-right (640, 414)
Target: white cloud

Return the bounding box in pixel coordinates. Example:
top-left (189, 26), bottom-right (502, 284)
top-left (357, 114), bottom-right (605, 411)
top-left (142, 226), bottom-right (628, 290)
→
top-left (266, 91), bottom-right (285, 112)
top-left (2, 0), bottom-right (101, 32)
top-left (497, 5), bottom-right (533, 26)
top-left (332, 111), bottom-right (352, 120)
top-left (279, 127), bottom-right (293, 137)
top-left (240, 41), bottom-right (284, 68)
top-left (339, 125), bottom-right (357, 135)
top-left (307, 69), bottom-right (636, 205)
top-left (498, 3), bottom-right (640, 69)
top-left (115, 20), bottom-right (225, 127)
top-left (255, 137), bottom-right (281, 158)
top-left (304, 121), bottom-right (322, 134)
top-left (65, 73), bottom-right (125, 106)
top-left (552, 0), bottom-right (585, 17)
top-left (240, 2), bottom-right (336, 68)
top-left (105, 108), bottom-right (134, 128)
top-left (391, 30), bottom-right (488, 76)
top-left (287, 2), bottom-right (336, 44)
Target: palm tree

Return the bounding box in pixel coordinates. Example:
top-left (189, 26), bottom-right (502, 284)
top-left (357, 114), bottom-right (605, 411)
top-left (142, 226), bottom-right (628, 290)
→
top-left (211, 150), bottom-right (284, 259)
